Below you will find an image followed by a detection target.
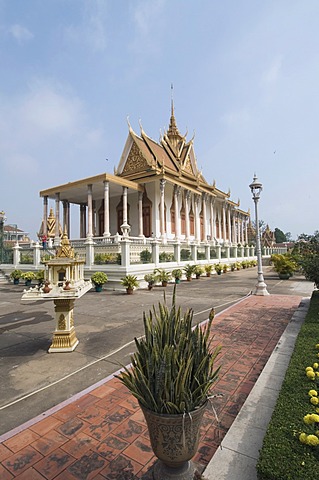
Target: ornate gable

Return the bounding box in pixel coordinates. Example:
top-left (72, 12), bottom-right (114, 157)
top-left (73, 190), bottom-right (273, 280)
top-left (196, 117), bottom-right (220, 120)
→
top-left (122, 141), bottom-right (150, 175)
top-left (182, 156), bottom-right (195, 176)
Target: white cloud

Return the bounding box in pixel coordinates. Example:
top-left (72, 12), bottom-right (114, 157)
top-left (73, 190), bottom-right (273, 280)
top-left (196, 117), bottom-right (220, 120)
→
top-left (221, 108), bottom-right (251, 126)
top-left (133, 0), bottom-right (166, 36)
top-left (19, 82), bottom-right (84, 136)
top-left (8, 24), bottom-right (34, 43)
top-left (261, 55), bottom-right (283, 85)
top-left (64, 0), bottom-right (109, 51)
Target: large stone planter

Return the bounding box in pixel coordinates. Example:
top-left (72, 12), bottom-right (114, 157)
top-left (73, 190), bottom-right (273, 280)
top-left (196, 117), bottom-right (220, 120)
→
top-left (140, 402), bottom-right (207, 479)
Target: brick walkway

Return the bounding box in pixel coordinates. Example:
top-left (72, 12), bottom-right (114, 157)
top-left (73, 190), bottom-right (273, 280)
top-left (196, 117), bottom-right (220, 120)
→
top-left (0, 294), bottom-right (302, 479)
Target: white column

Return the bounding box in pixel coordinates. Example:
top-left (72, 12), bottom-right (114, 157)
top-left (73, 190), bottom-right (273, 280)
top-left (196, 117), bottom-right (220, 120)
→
top-left (222, 202), bottom-right (226, 241)
top-left (245, 217), bottom-right (248, 244)
top-left (138, 191), bottom-right (144, 237)
top-left (185, 191), bottom-right (190, 242)
top-left (202, 194), bottom-right (207, 242)
top-left (194, 195), bottom-right (201, 243)
top-left (174, 185), bottom-right (181, 240)
top-left (87, 184), bottom-right (93, 238)
top-left (232, 213), bottom-right (236, 243)
top-left (54, 193), bottom-right (60, 246)
top-left (63, 201), bottom-right (68, 234)
top-left (80, 204), bottom-right (86, 238)
top-left (43, 196), bottom-right (48, 237)
top-left (227, 206), bottom-right (232, 242)
top-left (103, 181), bottom-right (110, 237)
top-left (160, 179), bottom-right (166, 239)
top-left (210, 198), bottom-right (216, 241)
top-left (121, 186), bottom-right (130, 236)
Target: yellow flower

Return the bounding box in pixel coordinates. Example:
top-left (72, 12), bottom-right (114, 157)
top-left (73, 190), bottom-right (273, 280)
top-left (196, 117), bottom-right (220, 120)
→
top-left (316, 344), bottom-right (319, 349)
top-left (316, 408), bottom-right (319, 414)
top-left (306, 434), bottom-right (319, 446)
top-left (299, 432), bottom-right (308, 444)
top-left (304, 414), bottom-right (313, 425)
top-left (306, 367), bottom-right (314, 372)
top-left (310, 414), bottom-right (319, 423)
top-left (307, 371), bottom-right (316, 380)
top-left (309, 390), bottom-right (318, 397)
top-left (314, 363), bottom-right (319, 369)
top-left (316, 372), bottom-right (319, 377)
top-left (311, 397), bottom-right (319, 405)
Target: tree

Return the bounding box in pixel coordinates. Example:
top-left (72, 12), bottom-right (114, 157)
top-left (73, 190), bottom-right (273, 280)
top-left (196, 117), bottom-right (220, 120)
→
top-left (285, 232), bottom-right (293, 242)
top-left (274, 228), bottom-right (287, 244)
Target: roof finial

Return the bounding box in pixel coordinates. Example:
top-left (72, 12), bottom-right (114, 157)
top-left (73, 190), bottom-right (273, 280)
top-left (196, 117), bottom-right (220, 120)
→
top-left (171, 82), bottom-right (174, 116)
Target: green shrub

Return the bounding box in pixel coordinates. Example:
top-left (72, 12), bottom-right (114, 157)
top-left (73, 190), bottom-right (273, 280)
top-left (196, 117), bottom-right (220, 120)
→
top-left (181, 249), bottom-right (191, 261)
top-left (197, 251), bottom-right (206, 260)
top-left (257, 292), bottom-right (319, 480)
top-left (210, 248), bottom-right (217, 259)
top-left (159, 252), bottom-right (174, 262)
top-left (140, 249), bottom-right (152, 263)
top-left (91, 272), bottom-right (108, 285)
top-left (20, 253), bottom-right (33, 264)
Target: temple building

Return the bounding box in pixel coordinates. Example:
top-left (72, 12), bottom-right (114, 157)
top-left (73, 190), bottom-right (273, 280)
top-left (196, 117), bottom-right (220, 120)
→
top-left (39, 103), bottom-right (250, 246)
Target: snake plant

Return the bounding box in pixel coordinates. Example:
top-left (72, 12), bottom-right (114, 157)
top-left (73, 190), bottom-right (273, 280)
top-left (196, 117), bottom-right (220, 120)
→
top-left (116, 288), bottom-right (221, 414)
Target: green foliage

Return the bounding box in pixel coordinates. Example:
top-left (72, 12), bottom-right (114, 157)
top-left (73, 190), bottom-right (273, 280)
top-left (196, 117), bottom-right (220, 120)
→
top-left (20, 253), bottom-right (33, 264)
top-left (94, 253), bottom-right (119, 264)
top-left (214, 263), bottom-right (223, 273)
top-left (181, 249), bottom-right (191, 261)
top-left (36, 270), bottom-right (45, 282)
top-left (140, 249), bottom-right (152, 263)
top-left (274, 227), bottom-right (287, 243)
top-left (194, 265), bottom-right (204, 277)
top-left (210, 248), bottom-right (217, 259)
top-left (171, 269), bottom-right (183, 279)
top-left (184, 263), bottom-right (196, 278)
top-left (271, 253), bottom-right (297, 275)
top-left (292, 235), bottom-right (319, 288)
top-left (91, 271), bottom-right (108, 285)
top-left (154, 268), bottom-right (171, 283)
top-left (222, 264), bottom-right (229, 272)
top-left (197, 251), bottom-right (206, 260)
top-left (10, 269), bottom-right (22, 279)
top-left (159, 252), bottom-right (174, 262)
top-left (22, 271), bottom-right (36, 281)
top-left (116, 288), bottom-right (221, 414)
top-left (144, 273), bottom-right (156, 285)
top-left (204, 264), bottom-right (214, 273)
top-left (257, 292), bottom-right (319, 479)
top-left (121, 274), bottom-right (139, 289)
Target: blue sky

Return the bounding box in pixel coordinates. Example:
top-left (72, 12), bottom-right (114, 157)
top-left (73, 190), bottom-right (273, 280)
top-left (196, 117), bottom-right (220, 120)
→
top-left (1, 0), bottom-right (318, 240)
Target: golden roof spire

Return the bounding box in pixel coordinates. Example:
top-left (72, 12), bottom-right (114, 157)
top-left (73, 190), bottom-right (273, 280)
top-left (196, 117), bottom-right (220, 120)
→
top-left (167, 83), bottom-right (180, 139)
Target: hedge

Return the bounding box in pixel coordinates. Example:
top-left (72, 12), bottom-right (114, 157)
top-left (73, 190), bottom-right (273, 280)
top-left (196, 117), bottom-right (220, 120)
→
top-left (257, 291), bottom-right (319, 479)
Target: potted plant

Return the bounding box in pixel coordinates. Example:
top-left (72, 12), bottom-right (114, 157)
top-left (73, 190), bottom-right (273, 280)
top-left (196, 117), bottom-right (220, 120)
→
top-left (194, 265), bottom-right (204, 279)
top-left (121, 274), bottom-right (139, 294)
top-left (144, 273), bottom-right (156, 290)
top-left (222, 264), bottom-right (229, 273)
top-left (230, 263), bottom-right (236, 272)
top-left (171, 268), bottom-right (183, 284)
top-left (215, 263), bottom-right (223, 275)
top-left (154, 268), bottom-right (171, 287)
top-left (91, 271), bottom-right (108, 292)
top-left (271, 254), bottom-right (296, 280)
top-left (36, 270), bottom-right (45, 286)
top-left (116, 289), bottom-right (221, 478)
top-left (10, 269), bottom-right (23, 285)
top-left (183, 263), bottom-right (196, 281)
top-left (204, 264), bottom-right (213, 277)
top-left (235, 261), bottom-right (242, 271)
top-left (22, 271), bottom-right (36, 286)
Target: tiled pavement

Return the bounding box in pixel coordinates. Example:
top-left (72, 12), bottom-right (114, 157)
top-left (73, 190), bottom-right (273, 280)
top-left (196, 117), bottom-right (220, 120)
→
top-left (0, 294), bottom-right (303, 479)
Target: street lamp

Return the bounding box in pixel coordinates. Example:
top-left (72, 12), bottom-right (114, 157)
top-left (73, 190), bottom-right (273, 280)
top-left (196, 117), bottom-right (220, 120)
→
top-left (249, 174), bottom-right (269, 296)
top-left (0, 211), bottom-right (6, 264)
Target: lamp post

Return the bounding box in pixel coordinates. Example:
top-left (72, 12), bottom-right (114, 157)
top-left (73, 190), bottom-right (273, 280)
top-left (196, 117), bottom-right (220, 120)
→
top-left (0, 211), bottom-right (6, 264)
top-left (249, 174), bottom-right (269, 296)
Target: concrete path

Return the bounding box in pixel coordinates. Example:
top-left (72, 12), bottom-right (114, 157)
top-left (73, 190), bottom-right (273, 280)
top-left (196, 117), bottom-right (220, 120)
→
top-left (0, 269), bottom-right (314, 479)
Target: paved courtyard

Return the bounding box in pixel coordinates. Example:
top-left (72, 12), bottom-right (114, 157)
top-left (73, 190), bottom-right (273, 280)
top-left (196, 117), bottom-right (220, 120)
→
top-left (0, 267), bottom-right (314, 479)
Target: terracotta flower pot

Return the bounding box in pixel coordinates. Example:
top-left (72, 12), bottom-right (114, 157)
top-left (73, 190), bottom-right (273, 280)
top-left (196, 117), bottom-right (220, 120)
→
top-left (162, 281), bottom-right (168, 287)
top-left (126, 287), bottom-right (134, 294)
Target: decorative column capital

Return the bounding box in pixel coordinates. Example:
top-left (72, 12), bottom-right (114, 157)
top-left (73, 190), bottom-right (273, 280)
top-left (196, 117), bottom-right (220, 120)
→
top-left (160, 179), bottom-right (166, 193)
